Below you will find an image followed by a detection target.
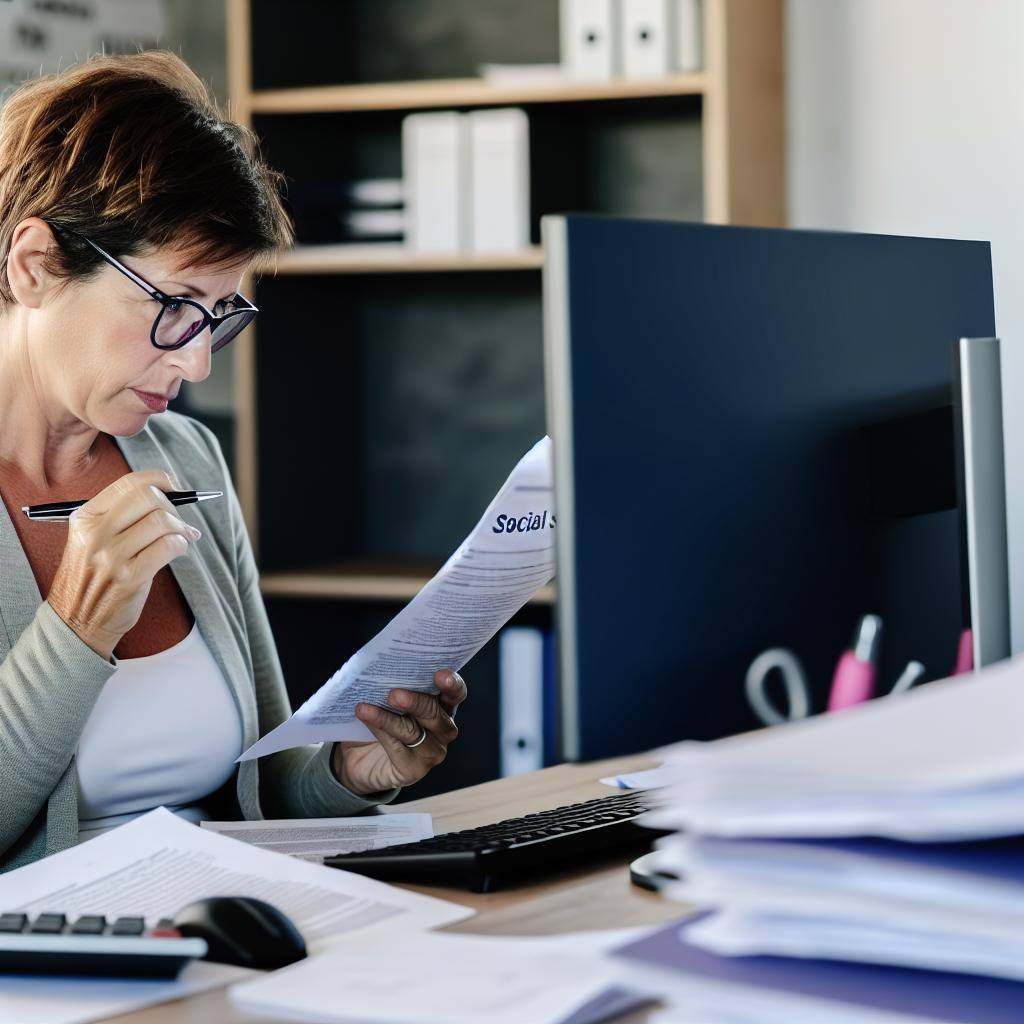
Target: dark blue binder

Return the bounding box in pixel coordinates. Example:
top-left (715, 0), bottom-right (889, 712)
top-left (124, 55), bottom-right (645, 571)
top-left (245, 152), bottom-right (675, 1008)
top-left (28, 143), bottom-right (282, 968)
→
top-left (615, 914), bottom-right (1023, 1023)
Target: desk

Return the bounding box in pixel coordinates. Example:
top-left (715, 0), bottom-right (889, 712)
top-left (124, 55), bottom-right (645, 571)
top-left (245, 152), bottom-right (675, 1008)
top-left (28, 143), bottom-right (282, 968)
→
top-left (111, 752), bottom-right (683, 1024)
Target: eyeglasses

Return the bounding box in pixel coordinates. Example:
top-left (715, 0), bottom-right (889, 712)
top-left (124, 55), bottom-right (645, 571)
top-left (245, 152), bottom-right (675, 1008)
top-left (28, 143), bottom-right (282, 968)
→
top-left (47, 223), bottom-right (258, 354)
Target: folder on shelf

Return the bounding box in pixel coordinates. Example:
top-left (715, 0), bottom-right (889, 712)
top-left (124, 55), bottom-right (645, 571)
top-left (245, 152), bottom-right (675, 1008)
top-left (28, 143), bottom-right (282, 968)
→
top-left (468, 108), bottom-right (530, 253)
top-left (560, 0), bottom-right (617, 80)
top-left (499, 626), bottom-right (545, 777)
top-left (403, 111), bottom-right (469, 252)
top-left (673, 0), bottom-right (702, 72)
top-left (620, 0), bottom-right (673, 79)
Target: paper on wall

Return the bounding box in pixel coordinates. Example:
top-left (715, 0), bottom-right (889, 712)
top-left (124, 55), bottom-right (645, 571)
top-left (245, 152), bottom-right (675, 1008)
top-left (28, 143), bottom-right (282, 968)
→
top-left (239, 437), bottom-right (555, 760)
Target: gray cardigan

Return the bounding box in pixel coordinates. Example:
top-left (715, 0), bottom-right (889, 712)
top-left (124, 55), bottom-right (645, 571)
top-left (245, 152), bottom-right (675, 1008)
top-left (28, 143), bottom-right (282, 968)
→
top-left (0, 410), bottom-right (397, 872)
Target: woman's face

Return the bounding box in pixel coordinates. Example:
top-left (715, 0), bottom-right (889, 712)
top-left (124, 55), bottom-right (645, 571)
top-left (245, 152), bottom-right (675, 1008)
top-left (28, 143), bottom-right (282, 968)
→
top-left (32, 244), bottom-right (244, 437)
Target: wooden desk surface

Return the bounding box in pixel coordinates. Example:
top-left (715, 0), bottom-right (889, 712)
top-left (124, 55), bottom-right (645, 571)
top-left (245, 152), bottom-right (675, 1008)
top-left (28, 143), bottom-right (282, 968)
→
top-left (112, 752), bottom-right (685, 1024)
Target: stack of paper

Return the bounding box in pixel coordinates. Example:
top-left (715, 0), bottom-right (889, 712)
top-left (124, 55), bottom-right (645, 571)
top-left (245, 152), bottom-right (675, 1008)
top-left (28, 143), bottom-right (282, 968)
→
top-left (614, 654), bottom-right (1024, 1017)
top-left (642, 652), bottom-right (1024, 841)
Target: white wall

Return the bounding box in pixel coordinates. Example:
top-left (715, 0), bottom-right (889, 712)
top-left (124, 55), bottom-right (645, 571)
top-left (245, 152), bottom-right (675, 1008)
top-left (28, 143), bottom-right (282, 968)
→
top-left (786, 0), bottom-right (1024, 651)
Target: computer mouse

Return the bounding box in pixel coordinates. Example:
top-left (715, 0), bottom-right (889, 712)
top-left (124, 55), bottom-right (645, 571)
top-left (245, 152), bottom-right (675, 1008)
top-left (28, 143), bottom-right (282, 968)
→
top-left (173, 896), bottom-right (307, 970)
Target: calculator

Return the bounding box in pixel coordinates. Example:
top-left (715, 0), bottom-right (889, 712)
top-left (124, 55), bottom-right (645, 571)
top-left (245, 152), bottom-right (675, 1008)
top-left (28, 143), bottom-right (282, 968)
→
top-left (0, 911), bottom-right (208, 978)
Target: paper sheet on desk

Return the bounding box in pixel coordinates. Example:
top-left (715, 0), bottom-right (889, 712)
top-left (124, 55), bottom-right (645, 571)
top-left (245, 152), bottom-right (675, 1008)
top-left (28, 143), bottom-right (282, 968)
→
top-left (240, 436), bottom-right (555, 760)
top-left (201, 812), bottom-right (432, 862)
top-left (230, 928), bottom-right (654, 1024)
top-left (0, 808), bottom-right (471, 952)
top-left (0, 961), bottom-right (250, 1024)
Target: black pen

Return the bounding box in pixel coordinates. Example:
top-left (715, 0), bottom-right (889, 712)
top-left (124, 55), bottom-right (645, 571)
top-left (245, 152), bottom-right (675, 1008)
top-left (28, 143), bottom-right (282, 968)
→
top-left (21, 490), bottom-right (224, 522)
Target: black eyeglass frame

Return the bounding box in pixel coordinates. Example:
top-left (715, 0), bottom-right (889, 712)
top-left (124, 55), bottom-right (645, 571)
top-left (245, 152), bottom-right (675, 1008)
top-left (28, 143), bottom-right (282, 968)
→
top-left (46, 223), bottom-right (258, 354)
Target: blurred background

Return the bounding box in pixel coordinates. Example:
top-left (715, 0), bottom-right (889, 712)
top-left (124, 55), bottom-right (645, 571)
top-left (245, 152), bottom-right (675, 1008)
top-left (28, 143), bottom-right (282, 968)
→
top-left (4, 0), bottom-right (1022, 799)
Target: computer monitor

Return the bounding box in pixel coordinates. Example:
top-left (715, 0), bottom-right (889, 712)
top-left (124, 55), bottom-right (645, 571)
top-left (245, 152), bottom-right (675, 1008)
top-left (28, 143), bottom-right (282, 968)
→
top-left (543, 216), bottom-right (1007, 761)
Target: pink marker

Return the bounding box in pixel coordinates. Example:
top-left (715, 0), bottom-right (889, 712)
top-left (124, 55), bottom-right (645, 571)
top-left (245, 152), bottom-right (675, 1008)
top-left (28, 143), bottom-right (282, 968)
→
top-left (827, 615), bottom-right (883, 712)
top-left (953, 628), bottom-right (974, 675)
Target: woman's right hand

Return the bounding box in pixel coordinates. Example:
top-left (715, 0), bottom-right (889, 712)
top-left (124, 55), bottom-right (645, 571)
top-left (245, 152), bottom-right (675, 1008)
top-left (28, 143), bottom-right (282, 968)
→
top-left (46, 470), bottom-right (201, 661)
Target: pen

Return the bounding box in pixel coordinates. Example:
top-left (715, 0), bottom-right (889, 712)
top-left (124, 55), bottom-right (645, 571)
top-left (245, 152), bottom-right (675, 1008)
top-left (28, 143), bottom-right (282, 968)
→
top-left (21, 490), bottom-right (223, 522)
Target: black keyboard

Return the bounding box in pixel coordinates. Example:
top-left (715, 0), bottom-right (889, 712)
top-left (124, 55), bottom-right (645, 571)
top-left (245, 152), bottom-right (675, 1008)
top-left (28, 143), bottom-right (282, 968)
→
top-left (325, 790), bottom-right (665, 892)
top-left (0, 912), bottom-right (207, 978)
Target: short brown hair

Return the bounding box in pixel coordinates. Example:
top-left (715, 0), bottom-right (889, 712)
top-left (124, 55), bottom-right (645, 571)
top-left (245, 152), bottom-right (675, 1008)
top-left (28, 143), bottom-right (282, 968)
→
top-left (0, 50), bottom-right (293, 306)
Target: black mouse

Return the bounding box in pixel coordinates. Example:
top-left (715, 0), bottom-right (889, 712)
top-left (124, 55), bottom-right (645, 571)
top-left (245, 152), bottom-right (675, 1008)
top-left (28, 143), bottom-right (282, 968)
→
top-left (173, 896), bottom-right (307, 970)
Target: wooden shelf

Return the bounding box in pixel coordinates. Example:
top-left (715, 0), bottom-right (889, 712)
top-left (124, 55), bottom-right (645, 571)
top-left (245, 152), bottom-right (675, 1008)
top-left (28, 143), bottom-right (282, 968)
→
top-left (247, 73), bottom-right (710, 115)
top-left (260, 561), bottom-right (556, 605)
top-left (271, 244), bottom-right (544, 275)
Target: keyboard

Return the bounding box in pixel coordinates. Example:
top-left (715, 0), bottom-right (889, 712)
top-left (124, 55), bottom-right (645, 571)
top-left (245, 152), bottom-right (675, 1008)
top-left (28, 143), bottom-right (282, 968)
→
top-left (325, 790), bottom-right (665, 892)
top-left (0, 912), bottom-right (208, 978)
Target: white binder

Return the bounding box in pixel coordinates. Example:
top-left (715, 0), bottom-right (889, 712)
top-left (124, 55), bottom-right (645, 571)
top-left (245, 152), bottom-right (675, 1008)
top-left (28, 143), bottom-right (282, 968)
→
top-left (402, 111), bottom-right (469, 252)
top-left (673, 0), bottom-right (702, 72)
top-left (499, 627), bottom-right (545, 778)
top-left (620, 0), bottom-right (672, 78)
top-left (560, 0), bottom-right (617, 80)
top-left (468, 108), bottom-right (530, 253)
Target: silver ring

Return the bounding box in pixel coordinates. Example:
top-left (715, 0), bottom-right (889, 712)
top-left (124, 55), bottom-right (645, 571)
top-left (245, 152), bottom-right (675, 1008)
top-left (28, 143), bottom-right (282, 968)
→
top-left (403, 726), bottom-right (428, 749)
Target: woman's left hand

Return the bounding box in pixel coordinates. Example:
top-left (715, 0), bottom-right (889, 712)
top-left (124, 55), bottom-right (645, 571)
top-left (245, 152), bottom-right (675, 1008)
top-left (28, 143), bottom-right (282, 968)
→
top-left (331, 669), bottom-right (467, 795)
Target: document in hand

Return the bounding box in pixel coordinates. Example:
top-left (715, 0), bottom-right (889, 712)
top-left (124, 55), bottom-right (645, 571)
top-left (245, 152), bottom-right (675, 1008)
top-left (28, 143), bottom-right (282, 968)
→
top-left (641, 652), bottom-right (1024, 841)
top-left (239, 437), bottom-right (554, 760)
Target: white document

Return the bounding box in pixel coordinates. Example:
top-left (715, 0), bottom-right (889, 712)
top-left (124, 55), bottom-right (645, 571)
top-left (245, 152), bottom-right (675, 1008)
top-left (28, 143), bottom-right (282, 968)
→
top-left (560, 0), bottom-right (618, 80)
top-left (0, 809), bottom-right (471, 954)
top-left (240, 437), bottom-right (555, 760)
top-left (621, 0), bottom-right (673, 78)
top-left (0, 961), bottom-right (249, 1024)
top-left (469, 107), bottom-right (530, 253)
top-left (231, 928), bottom-right (651, 1024)
top-left (499, 626), bottom-right (545, 777)
top-left (599, 764), bottom-right (675, 789)
top-left (201, 813), bottom-right (433, 863)
top-left (684, 908), bottom-right (1024, 984)
top-left (478, 63), bottom-right (565, 86)
top-left (403, 111), bottom-right (469, 252)
top-left (642, 652), bottom-right (1024, 840)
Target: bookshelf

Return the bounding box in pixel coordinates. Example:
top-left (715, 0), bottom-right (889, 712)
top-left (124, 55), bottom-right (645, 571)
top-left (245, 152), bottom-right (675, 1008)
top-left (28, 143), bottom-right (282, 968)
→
top-left (225, 0), bottom-right (783, 796)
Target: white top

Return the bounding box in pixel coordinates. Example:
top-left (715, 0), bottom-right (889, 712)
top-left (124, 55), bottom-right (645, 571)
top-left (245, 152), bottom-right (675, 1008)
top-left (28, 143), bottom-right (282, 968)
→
top-left (76, 623), bottom-right (242, 840)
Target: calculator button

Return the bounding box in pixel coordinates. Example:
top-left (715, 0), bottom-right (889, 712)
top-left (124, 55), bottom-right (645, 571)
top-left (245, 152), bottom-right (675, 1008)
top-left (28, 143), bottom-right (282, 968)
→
top-left (0, 913), bottom-right (26, 933)
top-left (111, 916), bottom-right (145, 936)
top-left (30, 913), bottom-right (66, 933)
top-left (70, 915), bottom-right (107, 935)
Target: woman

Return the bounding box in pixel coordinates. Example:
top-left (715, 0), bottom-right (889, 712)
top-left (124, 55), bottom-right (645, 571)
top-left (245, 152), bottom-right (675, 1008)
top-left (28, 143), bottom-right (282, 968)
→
top-left (0, 51), bottom-right (466, 872)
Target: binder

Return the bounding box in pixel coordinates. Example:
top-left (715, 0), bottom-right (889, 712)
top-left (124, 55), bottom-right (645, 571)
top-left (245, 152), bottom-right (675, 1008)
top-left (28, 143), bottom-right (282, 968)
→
top-left (615, 918), bottom-right (1024, 1024)
top-left (673, 0), bottom-right (702, 72)
top-left (560, 0), bottom-right (617, 80)
top-left (468, 108), bottom-right (530, 253)
top-left (498, 627), bottom-right (545, 777)
top-left (620, 0), bottom-right (673, 79)
top-left (402, 111), bottom-right (469, 252)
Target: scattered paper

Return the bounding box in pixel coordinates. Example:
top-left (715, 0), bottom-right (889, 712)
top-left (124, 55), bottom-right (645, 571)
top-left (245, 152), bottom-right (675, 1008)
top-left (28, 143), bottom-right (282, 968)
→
top-left (0, 808), bottom-right (471, 953)
top-left (201, 813), bottom-right (433, 863)
top-left (240, 437), bottom-right (554, 759)
top-left (230, 928), bottom-right (652, 1024)
top-left (0, 961), bottom-right (250, 1024)
top-left (599, 765), bottom-right (675, 790)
